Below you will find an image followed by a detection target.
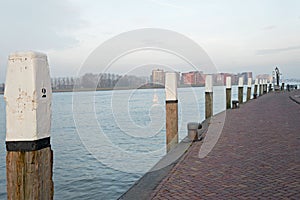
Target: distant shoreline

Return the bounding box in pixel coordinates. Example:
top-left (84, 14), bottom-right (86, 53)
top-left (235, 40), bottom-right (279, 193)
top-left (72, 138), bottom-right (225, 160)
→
top-left (1, 83), bottom-right (299, 95)
top-left (0, 85), bottom-right (206, 95)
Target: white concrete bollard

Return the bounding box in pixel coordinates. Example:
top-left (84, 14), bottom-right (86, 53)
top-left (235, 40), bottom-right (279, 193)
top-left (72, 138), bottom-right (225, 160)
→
top-left (5, 51), bottom-right (52, 144)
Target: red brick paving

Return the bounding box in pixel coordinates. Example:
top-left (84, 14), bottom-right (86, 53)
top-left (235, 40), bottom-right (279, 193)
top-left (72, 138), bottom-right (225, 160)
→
top-left (151, 91), bottom-right (300, 199)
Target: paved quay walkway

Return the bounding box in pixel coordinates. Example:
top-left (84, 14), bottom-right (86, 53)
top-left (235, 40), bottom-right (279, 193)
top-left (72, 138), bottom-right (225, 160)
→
top-left (151, 91), bottom-right (300, 199)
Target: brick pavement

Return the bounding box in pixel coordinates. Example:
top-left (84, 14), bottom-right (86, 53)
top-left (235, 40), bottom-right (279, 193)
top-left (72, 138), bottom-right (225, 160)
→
top-left (151, 91), bottom-right (300, 199)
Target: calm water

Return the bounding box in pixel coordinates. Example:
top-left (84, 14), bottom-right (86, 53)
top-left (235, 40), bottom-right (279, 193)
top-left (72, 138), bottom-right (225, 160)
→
top-left (0, 86), bottom-right (245, 199)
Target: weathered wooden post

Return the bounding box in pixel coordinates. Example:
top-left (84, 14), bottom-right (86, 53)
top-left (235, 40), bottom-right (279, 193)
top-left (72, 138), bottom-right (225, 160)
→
top-left (4, 52), bottom-right (53, 200)
top-left (165, 72), bottom-right (178, 153)
top-left (253, 79), bottom-right (258, 99)
top-left (259, 80), bottom-right (263, 96)
top-left (246, 78), bottom-right (252, 101)
top-left (263, 80), bottom-right (267, 94)
top-left (226, 76), bottom-right (231, 109)
top-left (205, 75), bottom-right (213, 119)
top-left (238, 77), bottom-right (244, 104)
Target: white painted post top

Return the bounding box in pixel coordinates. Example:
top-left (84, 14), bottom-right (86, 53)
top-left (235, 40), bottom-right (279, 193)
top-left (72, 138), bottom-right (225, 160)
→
top-left (259, 79), bottom-right (263, 84)
top-left (4, 51), bottom-right (52, 141)
top-left (248, 78), bottom-right (252, 87)
top-left (255, 79), bottom-right (259, 85)
top-left (238, 77), bottom-right (244, 87)
top-left (165, 72), bottom-right (177, 101)
top-left (205, 75), bottom-right (213, 92)
top-left (226, 77), bottom-right (231, 89)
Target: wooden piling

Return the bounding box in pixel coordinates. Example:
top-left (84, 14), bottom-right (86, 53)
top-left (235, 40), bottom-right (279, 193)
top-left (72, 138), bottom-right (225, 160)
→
top-left (259, 80), bottom-right (263, 96)
top-left (205, 75), bottom-right (213, 119)
top-left (4, 52), bottom-right (53, 200)
top-left (254, 79), bottom-right (258, 99)
top-left (226, 77), bottom-right (231, 109)
top-left (6, 148), bottom-right (53, 200)
top-left (263, 80), bottom-right (267, 94)
top-left (247, 78), bottom-right (252, 101)
top-left (165, 72), bottom-right (178, 153)
top-left (238, 77), bottom-right (244, 104)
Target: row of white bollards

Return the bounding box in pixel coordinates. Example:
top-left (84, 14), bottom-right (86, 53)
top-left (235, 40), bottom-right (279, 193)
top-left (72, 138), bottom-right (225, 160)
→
top-left (3, 51), bottom-right (276, 199)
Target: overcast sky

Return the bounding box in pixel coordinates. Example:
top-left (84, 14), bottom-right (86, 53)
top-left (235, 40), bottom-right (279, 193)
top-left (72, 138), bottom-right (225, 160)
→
top-left (0, 0), bottom-right (299, 82)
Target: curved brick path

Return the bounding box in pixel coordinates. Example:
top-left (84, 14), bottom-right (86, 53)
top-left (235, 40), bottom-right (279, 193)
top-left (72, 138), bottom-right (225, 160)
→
top-left (151, 91), bottom-right (300, 199)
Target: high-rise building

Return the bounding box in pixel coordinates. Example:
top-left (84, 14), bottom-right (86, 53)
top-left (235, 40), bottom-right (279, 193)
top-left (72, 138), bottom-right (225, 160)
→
top-left (151, 69), bottom-right (165, 86)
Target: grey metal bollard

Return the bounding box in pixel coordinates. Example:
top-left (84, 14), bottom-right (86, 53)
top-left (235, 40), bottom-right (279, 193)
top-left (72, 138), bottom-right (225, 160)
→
top-left (187, 122), bottom-right (202, 141)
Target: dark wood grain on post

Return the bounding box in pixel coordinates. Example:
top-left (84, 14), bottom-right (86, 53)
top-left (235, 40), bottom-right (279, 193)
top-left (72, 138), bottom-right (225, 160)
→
top-left (247, 87), bottom-right (251, 101)
top-left (205, 92), bottom-right (213, 119)
top-left (259, 84), bottom-right (263, 96)
top-left (226, 77), bottom-right (232, 109)
top-left (166, 102), bottom-right (178, 152)
top-left (238, 87), bottom-right (243, 104)
top-left (6, 147), bottom-right (53, 200)
top-left (226, 88), bottom-right (231, 109)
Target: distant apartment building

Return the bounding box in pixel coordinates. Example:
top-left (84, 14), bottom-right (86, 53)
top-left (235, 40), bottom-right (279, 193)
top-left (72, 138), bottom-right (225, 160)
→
top-left (151, 69), bottom-right (165, 86)
top-left (238, 72), bottom-right (253, 84)
top-left (211, 73), bottom-right (237, 86)
top-left (181, 71), bottom-right (205, 86)
top-left (231, 74), bottom-right (239, 85)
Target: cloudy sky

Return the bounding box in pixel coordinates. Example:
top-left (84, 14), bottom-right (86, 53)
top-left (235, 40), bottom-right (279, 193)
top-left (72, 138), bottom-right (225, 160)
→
top-left (0, 0), bottom-right (299, 82)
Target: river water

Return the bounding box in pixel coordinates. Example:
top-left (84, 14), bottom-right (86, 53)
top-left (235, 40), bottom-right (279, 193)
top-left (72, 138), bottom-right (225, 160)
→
top-left (0, 86), bottom-right (245, 199)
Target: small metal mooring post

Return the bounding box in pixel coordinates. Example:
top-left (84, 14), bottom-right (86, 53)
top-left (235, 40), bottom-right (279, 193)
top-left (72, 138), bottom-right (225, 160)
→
top-left (269, 83), bottom-right (273, 92)
top-left (238, 77), bottom-right (244, 104)
top-left (205, 75), bottom-right (213, 119)
top-left (226, 76), bottom-right (232, 109)
top-left (4, 51), bottom-right (53, 200)
top-left (165, 72), bottom-right (178, 153)
top-left (232, 100), bottom-right (239, 109)
top-left (281, 82), bottom-right (285, 91)
top-left (187, 122), bottom-right (202, 141)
